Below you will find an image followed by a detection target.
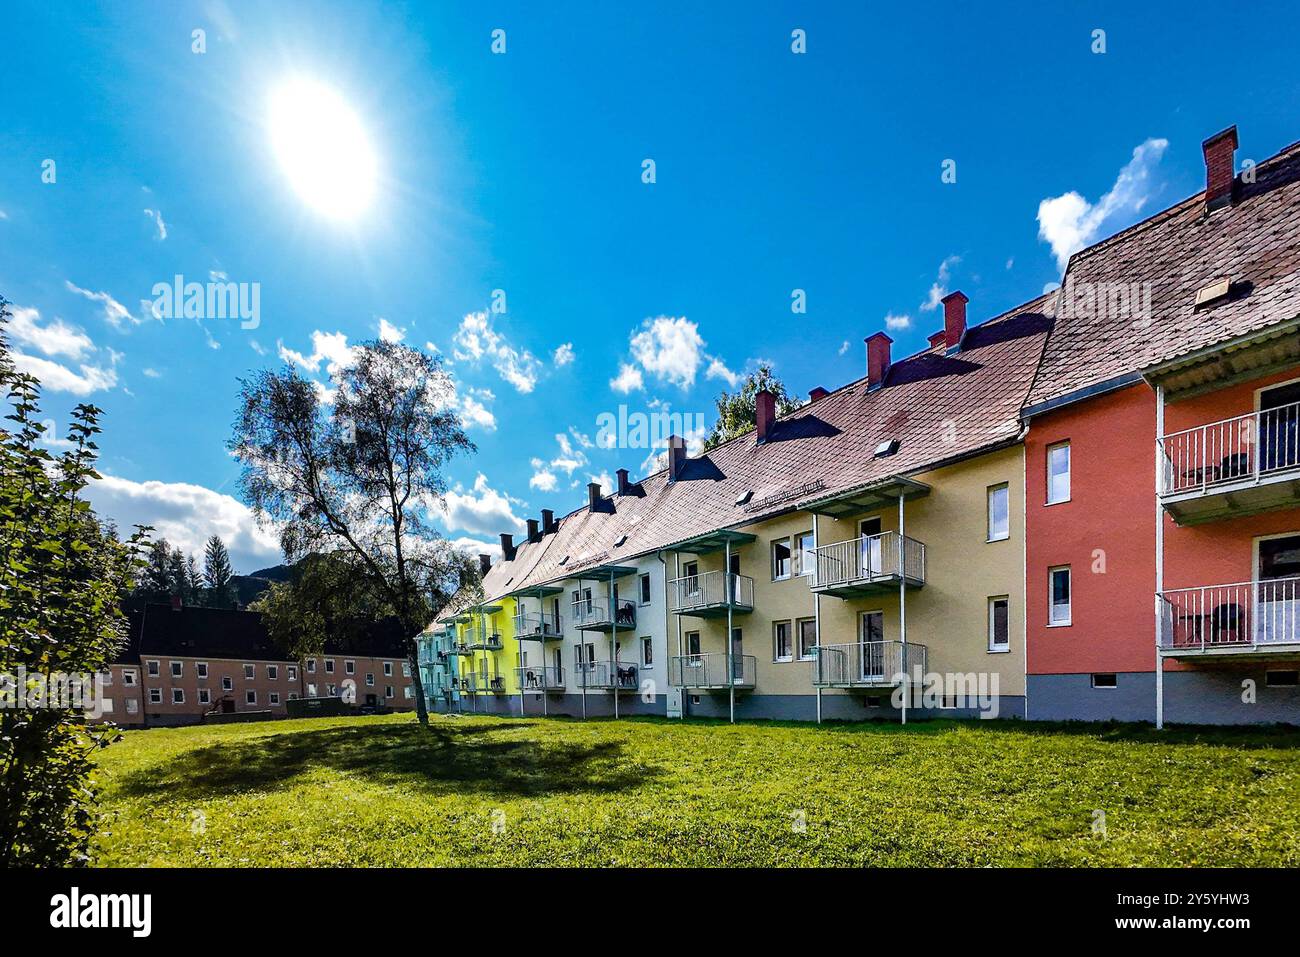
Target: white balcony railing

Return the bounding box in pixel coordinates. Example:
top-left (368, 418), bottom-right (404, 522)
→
top-left (811, 641), bottom-right (927, 687)
top-left (513, 612), bottom-right (564, 640)
top-left (1158, 401), bottom-right (1300, 496)
top-left (1158, 576), bottom-right (1300, 651)
top-left (515, 665), bottom-right (565, 691)
top-left (668, 653), bottom-right (756, 689)
top-left (575, 660), bottom-right (641, 690)
top-left (812, 532), bottom-right (926, 590)
top-left (570, 598), bottom-right (637, 630)
top-left (667, 571), bottom-right (754, 614)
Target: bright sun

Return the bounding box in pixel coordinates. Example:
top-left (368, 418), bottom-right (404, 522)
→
top-left (268, 78), bottom-right (378, 220)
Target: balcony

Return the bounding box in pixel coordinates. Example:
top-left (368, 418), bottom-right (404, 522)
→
top-left (1158, 401), bottom-right (1300, 525)
top-left (467, 633), bottom-right (504, 652)
top-left (571, 598), bottom-right (637, 632)
top-left (669, 653), bottom-right (756, 690)
top-left (513, 612), bottom-right (564, 641)
top-left (469, 673), bottom-right (508, 694)
top-left (667, 571), bottom-right (754, 619)
top-left (575, 660), bottom-right (641, 690)
top-left (811, 641), bottom-right (927, 688)
top-left (811, 532), bottom-right (926, 597)
top-left (516, 665), bottom-right (566, 692)
top-left (1158, 577), bottom-right (1300, 658)
top-left (452, 641), bottom-right (473, 657)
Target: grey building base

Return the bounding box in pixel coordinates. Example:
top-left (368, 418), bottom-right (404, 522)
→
top-left (436, 691), bottom-right (666, 719)
top-left (1029, 670), bottom-right (1300, 725)
top-left (680, 692), bottom-right (1025, 722)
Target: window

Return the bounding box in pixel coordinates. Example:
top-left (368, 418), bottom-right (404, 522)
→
top-left (123, 670), bottom-right (137, 686)
top-left (170, 661), bottom-right (183, 678)
top-left (269, 692), bottom-right (281, 705)
top-left (126, 698), bottom-right (139, 714)
top-left (1091, 673), bottom-right (1117, 689)
top-left (385, 685), bottom-right (394, 699)
top-left (366, 673), bottom-right (375, 686)
top-left (199, 688), bottom-right (211, 705)
top-left (384, 661), bottom-right (393, 676)
top-left (325, 659), bottom-right (335, 674)
top-left (1049, 567), bottom-right (1072, 625)
top-left (171, 688), bottom-right (185, 704)
top-left (307, 683), bottom-right (317, 697)
top-left (639, 573), bottom-right (652, 605)
top-left (307, 658), bottom-right (316, 673)
top-left (1266, 670), bottom-right (1300, 688)
top-left (99, 669), bottom-right (112, 686)
top-left (288, 693), bottom-right (299, 701)
top-left (287, 666), bottom-right (297, 681)
top-left (798, 618), bottom-right (817, 660)
top-left (147, 660), bottom-right (160, 677)
top-left (327, 684), bottom-right (337, 697)
top-left (196, 662), bottom-right (208, 679)
top-left (641, 637), bottom-right (653, 666)
top-left (988, 597), bottom-right (1010, 651)
top-left (686, 632), bottom-right (701, 656)
top-left (1047, 442), bottom-right (1071, 504)
top-left (345, 660), bottom-right (355, 675)
top-left (771, 537), bottom-right (792, 580)
top-left (148, 688), bottom-right (161, 704)
top-left (267, 665), bottom-right (278, 680)
top-left (773, 620), bottom-right (793, 661)
top-left (222, 675), bottom-right (233, 691)
top-left (246, 690), bottom-right (257, 705)
top-left (794, 531), bottom-right (815, 577)
top-left (402, 661), bottom-right (411, 678)
top-left (243, 663), bottom-right (254, 680)
top-left (987, 484), bottom-right (1009, 541)
top-left (404, 686), bottom-right (413, 699)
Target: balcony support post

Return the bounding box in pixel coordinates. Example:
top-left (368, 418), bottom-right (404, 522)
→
top-left (611, 567), bottom-right (619, 720)
top-left (726, 539), bottom-right (735, 725)
top-left (579, 576), bottom-right (587, 720)
top-left (899, 491), bottom-right (908, 726)
top-left (813, 513), bottom-right (822, 725)
top-left (1155, 384), bottom-right (1165, 730)
top-left (675, 553), bottom-right (685, 719)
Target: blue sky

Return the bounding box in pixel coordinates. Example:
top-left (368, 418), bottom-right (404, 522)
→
top-left (3, 1), bottom-right (1298, 573)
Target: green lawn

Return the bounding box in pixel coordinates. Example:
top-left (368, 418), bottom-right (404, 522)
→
top-left (90, 712), bottom-right (1300, 866)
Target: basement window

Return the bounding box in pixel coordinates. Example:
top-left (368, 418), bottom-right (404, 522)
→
top-left (1091, 673), bottom-right (1118, 689)
top-left (1265, 670), bottom-right (1299, 688)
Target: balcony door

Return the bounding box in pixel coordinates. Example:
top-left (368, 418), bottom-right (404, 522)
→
top-left (1257, 533), bottom-right (1300, 645)
top-left (1258, 380), bottom-right (1300, 474)
top-left (860, 610), bottom-right (885, 680)
top-left (728, 553), bottom-right (741, 602)
top-left (859, 518), bottom-right (882, 578)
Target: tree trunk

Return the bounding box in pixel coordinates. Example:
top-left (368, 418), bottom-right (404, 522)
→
top-left (408, 647), bottom-right (430, 726)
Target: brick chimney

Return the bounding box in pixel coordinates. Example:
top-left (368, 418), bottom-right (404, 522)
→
top-left (526, 518), bottom-right (540, 543)
top-left (541, 508), bottom-right (556, 534)
top-left (755, 389), bottom-right (776, 443)
top-left (667, 434), bottom-right (686, 482)
top-left (942, 290), bottom-right (968, 352)
top-left (928, 330), bottom-right (946, 350)
top-left (616, 468), bottom-right (631, 495)
top-left (866, 332), bottom-right (892, 391)
top-left (1203, 125), bottom-right (1238, 213)
top-left (808, 386), bottom-right (829, 402)
top-left (587, 481), bottom-right (603, 511)
top-left (498, 532), bottom-right (516, 561)
top-left (478, 553), bottom-right (492, 577)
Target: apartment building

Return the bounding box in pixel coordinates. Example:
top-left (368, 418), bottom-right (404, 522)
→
top-left (95, 603), bottom-right (416, 727)
top-left (1024, 125), bottom-right (1300, 726)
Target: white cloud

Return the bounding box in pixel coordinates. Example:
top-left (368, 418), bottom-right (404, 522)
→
top-left (85, 474), bottom-right (282, 574)
top-left (440, 473), bottom-right (525, 537)
top-left (451, 311), bottom-right (541, 393)
top-left (450, 536), bottom-right (501, 561)
top-left (142, 367), bottom-right (162, 378)
top-left (277, 330), bottom-right (355, 377)
top-left (64, 281), bottom-right (138, 329)
top-left (1005, 257), bottom-right (1014, 270)
top-left (920, 255), bottom-right (962, 311)
top-left (377, 317), bottom-right (405, 342)
top-left (0, 208), bottom-right (8, 220)
top-left (609, 362), bottom-right (644, 394)
top-left (458, 387), bottom-right (496, 431)
top-left (588, 471), bottom-right (613, 496)
top-left (553, 342), bottom-right (575, 367)
top-left (10, 353), bottom-right (118, 395)
top-left (529, 458), bottom-right (558, 492)
top-left (1038, 137), bottom-right (1169, 271)
top-left (549, 431), bottom-right (588, 475)
top-left (143, 208), bottom-right (167, 240)
top-left (629, 315), bottom-right (705, 388)
top-left (5, 305), bottom-right (94, 359)
top-left (705, 357), bottom-right (743, 388)
top-left (884, 312), bottom-right (911, 331)
top-left (838, 340), bottom-right (850, 356)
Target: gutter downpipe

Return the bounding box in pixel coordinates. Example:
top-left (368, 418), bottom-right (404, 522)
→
top-left (899, 492), bottom-right (907, 727)
top-left (813, 513), bottom-right (822, 724)
top-left (611, 567), bottom-right (619, 721)
top-left (726, 539), bottom-right (735, 725)
top-left (675, 552), bottom-right (684, 719)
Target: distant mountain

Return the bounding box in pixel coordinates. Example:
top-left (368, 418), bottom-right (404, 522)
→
top-left (233, 564), bottom-right (293, 606)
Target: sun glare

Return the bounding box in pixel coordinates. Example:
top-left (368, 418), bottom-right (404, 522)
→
top-left (268, 78), bottom-right (378, 220)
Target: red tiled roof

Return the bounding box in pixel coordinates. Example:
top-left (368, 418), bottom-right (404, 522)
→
top-left (1026, 139), bottom-right (1300, 409)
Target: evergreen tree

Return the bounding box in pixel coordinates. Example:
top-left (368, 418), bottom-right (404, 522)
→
top-left (202, 535), bottom-right (235, 608)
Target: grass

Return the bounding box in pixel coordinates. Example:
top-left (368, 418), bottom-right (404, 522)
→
top-left (89, 712), bottom-right (1300, 867)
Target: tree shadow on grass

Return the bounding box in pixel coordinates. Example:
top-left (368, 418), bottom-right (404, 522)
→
top-left (115, 720), bottom-right (662, 803)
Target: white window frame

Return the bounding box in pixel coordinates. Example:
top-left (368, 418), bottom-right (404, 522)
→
top-left (1048, 566), bottom-right (1072, 626)
top-left (147, 659), bottom-right (160, 677)
top-left (794, 531), bottom-right (815, 577)
top-left (1046, 441), bottom-right (1071, 505)
top-left (401, 661), bottom-right (411, 678)
top-left (797, 617), bottom-right (817, 660)
top-left (1090, 673), bottom-right (1117, 689)
top-left (148, 688), bottom-right (162, 704)
top-left (987, 483), bottom-right (1010, 542)
top-left (686, 631), bottom-right (701, 656)
top-left (366, 673), bottom-right (375, 686)
top-left (307, 658), bottom-right (317, 673)
top-left (287, 665), bottom-right (297, 681)
top-left (243, 663), bottom-right (255, 680)
top-left (384, 661), bottom-right (393, 676)
top-left (638, 573), bottom-right (652, 606)
top-left (196, 661), bottom-right (208, 679)
top-left (246, 690), bottom-right (257, 705)
top-left (987, 596), bottom-right (1010, 652)
top-left (325, 659), bottom-right (335, 674)
top-left (222, 675), bottom-right (233, 691)
top-left (126, 698), bottom-right (139, 714)
top-left (198, 688), bottom-right (211, 705)
top-left (171, 688), bottom-right (185, 704)
top-left (773, 619), bottom-right (793, 662)
top-left (385, 685), bottom-right (394, 699)
top-left (267, 665), bottom-right (278, 680)
top-left (771, 537), bottom-right (793, 581)
top-left (122, 670), bottom-right (137, 686)
top-left (170, 660), bottom-right (183, 678)
top-left (345, 660), bottom-right (355, 675)
top-left (269, 692), bottom-right (281, 705)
